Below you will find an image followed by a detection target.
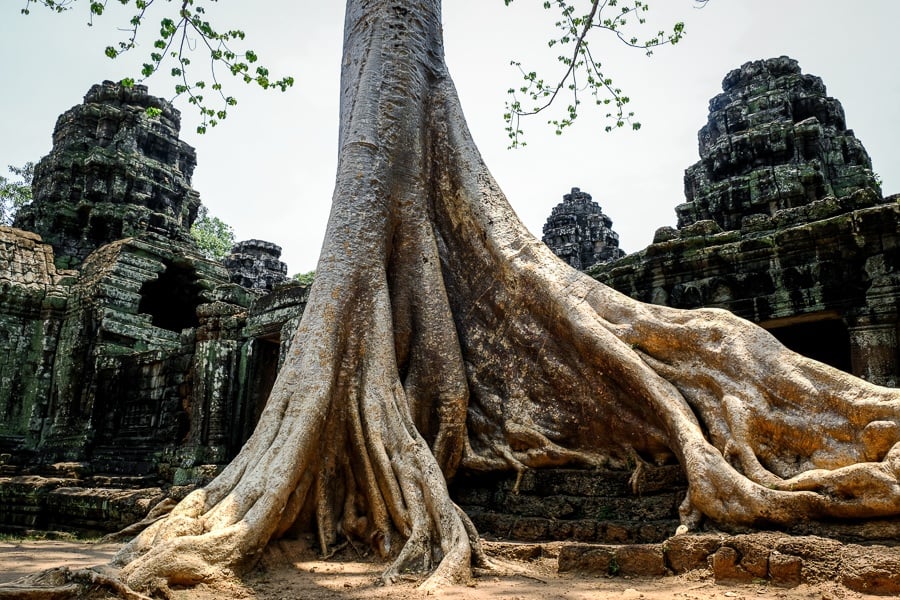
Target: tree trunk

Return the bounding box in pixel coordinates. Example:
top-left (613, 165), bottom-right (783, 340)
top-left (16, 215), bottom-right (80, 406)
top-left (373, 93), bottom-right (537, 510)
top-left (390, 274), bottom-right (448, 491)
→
top-left (111, 0), bottom-right (900, 592)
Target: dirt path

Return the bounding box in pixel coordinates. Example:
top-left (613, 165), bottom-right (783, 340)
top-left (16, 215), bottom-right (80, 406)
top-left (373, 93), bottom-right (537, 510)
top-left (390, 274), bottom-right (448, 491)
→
top-left (0, 538), bottom-right (886, 599)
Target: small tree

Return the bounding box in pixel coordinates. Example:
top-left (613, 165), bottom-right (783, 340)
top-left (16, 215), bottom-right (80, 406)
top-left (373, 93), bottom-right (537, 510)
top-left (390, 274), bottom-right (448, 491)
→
top-left (191, 205), bottom-right (235, 261)
top-left (0, 162), bottom-right (34, 225)
top-left (292, 270), bottom-right (315, 286)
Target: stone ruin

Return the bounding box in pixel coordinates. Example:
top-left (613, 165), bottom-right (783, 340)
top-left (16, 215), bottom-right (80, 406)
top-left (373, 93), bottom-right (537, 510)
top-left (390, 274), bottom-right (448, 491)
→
top-left (0, 82), bottom-right (306, 533)
top-left (590, 57), bottom-right (900, 387)
top-left (224, 239), bottom-right (289, 291)
top-left (2, 57), bottom-right (900, 565)
top-left (677, 56), bottom-right (879, 230)
top-left (13, 81), bottom-right (200, 270)
top-left (542, 187), bottom-right (625, 269)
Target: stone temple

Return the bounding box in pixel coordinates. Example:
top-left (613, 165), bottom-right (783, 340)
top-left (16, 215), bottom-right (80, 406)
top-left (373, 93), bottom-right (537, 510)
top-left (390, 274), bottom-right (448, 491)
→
top-left (590, 57), bottom-right (899, 386)
top-left (13, 82), bottom-right (200, 270)
top-left (0, 82), bottom-right (307, 532)
top-left (542, 187), bottom-right (625, 269)
top-left (1, 57), bottom-right (899, 550)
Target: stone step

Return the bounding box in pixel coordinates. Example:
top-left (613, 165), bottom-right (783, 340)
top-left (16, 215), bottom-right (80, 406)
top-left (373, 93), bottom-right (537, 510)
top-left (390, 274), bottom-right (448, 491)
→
top-left (467, 510), bottom-right (679, 544)
top-left (546, 532), bottom-right (900, 595)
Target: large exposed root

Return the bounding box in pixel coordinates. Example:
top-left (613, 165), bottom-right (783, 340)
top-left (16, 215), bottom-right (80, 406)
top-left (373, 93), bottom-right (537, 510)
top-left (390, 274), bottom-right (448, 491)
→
top-left (429, 72), bottom-right (900, 532)
top-left (0, 567), bottom-right (153, 600)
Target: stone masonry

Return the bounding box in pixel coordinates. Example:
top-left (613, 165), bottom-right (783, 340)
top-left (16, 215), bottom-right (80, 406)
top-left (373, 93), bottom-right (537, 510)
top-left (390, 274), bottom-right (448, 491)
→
top-left (224, 239), bottom-right (289, 292)
top-left (14, 81), bottom-right (200, 270)
top-left (591, 57), bottom-right (900, 386)
top-left (543, 187), bottom-right (626, 269)
top-left (677, 56), bottom-right (880, 230)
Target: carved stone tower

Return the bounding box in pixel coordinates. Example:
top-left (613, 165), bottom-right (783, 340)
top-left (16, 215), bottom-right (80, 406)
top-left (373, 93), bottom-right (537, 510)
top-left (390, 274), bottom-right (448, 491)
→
top-left (224, 239), bottom-right (289, 292)
top-left (14, 80), bottom-right (201, 269)
top-left (592, 57), bottom-right (899, 386)
top-left (678, 56), bottom-right (880, 230)
top-left (542, 187), bottom-right (625, 270)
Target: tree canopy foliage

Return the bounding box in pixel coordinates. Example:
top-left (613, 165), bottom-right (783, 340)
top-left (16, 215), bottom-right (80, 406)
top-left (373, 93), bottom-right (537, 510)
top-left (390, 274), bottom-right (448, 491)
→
top-left (292, 270), bottom-right (315, 286)
top-left (502, 0), bottom-right (705, 146)
top-left (21, 0), bottom-right (701, 140)
top-left (190, 204), bottom-right (235, 261)
top-left (0, 162), bottom-right (34, 225)
top-left (21, 0), bottom-right (294, 133)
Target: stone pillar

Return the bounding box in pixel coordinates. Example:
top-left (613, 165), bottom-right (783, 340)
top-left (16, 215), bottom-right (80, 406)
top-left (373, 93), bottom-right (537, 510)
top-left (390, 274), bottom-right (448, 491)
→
top-left (847, 321), bottom-right (899, 387)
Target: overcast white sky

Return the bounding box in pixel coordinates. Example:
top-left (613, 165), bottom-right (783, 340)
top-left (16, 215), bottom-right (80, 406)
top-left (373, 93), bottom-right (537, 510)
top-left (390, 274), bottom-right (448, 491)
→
top-left (1, 1), bottom-right (898, 274)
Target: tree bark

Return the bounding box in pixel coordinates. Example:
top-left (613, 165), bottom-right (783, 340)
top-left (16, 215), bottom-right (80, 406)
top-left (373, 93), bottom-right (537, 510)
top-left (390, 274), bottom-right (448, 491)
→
top-left (109, 0), bottom-right (900, 593)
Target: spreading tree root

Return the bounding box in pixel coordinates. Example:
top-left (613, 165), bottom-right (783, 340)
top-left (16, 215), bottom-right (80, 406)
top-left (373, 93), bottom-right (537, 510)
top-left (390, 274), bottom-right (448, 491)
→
top-left (0, 567), bottom-right (153, 600)
top-left (99, 55), bottom-right (899, 599)
top-left (428, 74), bottom-right (900, 532)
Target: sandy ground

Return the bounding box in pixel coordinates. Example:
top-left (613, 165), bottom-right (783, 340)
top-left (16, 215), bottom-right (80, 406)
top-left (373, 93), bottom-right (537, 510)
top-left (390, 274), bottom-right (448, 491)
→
top-left (0, 537), bottom-right (887, 600)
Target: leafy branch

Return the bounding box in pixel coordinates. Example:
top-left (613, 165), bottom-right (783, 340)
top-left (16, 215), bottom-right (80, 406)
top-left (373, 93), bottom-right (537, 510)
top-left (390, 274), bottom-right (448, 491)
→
top-left (0, 162), bottom-right (35, 226)
top-left (21, 0), bottom-right (294, 134)
top-left (503, 0), bottom-right (708, 148)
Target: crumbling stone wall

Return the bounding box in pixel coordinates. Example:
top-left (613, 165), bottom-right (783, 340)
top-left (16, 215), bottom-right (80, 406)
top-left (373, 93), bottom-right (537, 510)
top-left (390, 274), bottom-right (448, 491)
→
top-left (451, 466), bottom-right (685, 544)
top-left (0, 228), bottom-right (72, 453)
top-left (0, 83), bottom-right (310, 534)
top-left (42, 234), bottom-right (246, 471)
top-left (224, 239), bottom-right (289, 292)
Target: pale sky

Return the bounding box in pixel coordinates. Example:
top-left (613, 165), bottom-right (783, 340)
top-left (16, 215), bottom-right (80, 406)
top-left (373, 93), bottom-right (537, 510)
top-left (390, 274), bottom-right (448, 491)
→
top-left (1, 1), bottom-right (898, 274)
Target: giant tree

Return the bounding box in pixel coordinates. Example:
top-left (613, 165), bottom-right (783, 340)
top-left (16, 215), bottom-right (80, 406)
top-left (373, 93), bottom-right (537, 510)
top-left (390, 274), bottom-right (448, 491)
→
top-left (14, 0), bottom-right (900, 595)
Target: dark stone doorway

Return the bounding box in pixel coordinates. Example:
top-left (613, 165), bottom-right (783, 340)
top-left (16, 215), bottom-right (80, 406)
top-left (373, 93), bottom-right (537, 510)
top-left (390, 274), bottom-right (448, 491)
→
top-left (231, 337), bottom-right (281, 458)
top-left (766, 318), bottom-right (852, 373)
top-left (138, 261), bottom-right (202, 332)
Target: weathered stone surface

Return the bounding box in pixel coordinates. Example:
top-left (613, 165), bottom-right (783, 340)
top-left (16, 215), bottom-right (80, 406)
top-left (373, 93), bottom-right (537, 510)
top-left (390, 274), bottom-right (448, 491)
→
top-left (557, 532), bottom-right (897, 593)
top-left (768, 551), bottom-right (802, 587)
top-left (664, 534), bottom-right (722, 574)
top-left (558, 542), bottom-right (679, 578)
top-left (224, 239), bottom-right (289, 292)
top-left (451, 466), bottom-right (685, 544)
top-left (0, 476), bottom-right (79, 530)
top-left (614, 544), bottom-right (668, 576)
top-left (44, 486), bottom-right (165, 535)
top-left (840, 545), bottom-right (900, 595)
top-left (710, 545), bottom-right (753, 582)
top-left (14, 81), bottom-right (200, 270)
top-left (0, 228), bottom-right (72, 452)
top-left (678, 56), bottom-right (880, 231)
top-left (591, 57), bottom-right (900, 386)
top-left (542, 187), bottom-right (625, 269)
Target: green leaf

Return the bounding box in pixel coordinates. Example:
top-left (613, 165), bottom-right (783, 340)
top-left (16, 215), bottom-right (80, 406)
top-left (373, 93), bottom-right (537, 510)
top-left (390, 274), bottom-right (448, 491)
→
top-left (191, 205), bottom-right (235, 260)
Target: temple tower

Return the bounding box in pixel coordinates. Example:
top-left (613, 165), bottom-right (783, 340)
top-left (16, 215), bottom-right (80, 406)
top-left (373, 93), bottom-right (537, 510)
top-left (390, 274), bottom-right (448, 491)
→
top-left (14, 80), bottom-right (201, 269)
top-left (542, 187), bottom-right (625, 270)
top-left (678, 56), bottom-right (880, 230)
